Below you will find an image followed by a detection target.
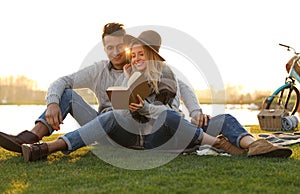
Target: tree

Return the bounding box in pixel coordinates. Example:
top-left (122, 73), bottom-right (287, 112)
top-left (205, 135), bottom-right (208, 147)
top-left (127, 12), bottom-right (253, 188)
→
top-left (0, 75), bottom-right (46, 104)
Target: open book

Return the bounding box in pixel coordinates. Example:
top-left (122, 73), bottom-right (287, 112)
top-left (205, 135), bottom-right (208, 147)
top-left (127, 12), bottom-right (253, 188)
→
top-left (106, 72), bottom-right (152, 109)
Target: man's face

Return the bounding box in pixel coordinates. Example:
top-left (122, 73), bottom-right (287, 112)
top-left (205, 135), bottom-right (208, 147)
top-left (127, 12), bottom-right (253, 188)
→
top-left (103, 35), bottom-right (126, 70)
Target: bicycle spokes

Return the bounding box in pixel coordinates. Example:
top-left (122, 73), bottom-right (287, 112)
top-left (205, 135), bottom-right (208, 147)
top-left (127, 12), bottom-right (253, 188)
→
top-left (264, 85), bottom-right (300, 115)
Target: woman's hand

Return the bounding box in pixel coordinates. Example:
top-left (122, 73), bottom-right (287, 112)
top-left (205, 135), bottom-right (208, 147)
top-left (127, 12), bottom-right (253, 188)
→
top-left (191, 111), bottom-right (211, 128)
top-left (123, 63), bottom-right (132, 78)
top-left (129, 94), bottom-right (144, 112)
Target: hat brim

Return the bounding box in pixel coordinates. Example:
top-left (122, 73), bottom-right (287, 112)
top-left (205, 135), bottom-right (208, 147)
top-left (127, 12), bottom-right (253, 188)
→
top-left (125, 34), bottom-right (165, 61)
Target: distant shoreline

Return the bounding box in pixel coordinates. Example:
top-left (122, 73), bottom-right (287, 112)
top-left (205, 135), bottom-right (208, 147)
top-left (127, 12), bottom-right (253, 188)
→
top-left (0, 102), bottom-right (260, 106)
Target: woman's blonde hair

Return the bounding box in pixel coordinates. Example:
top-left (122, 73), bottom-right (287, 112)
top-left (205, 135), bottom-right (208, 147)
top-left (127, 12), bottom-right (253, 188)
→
top-left (130, 42), bottom-right (166, 94)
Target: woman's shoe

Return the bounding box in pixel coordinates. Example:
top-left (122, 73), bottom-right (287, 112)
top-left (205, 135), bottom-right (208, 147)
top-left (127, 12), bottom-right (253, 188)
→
top-left (247, 139), bottom-right (292, 158)
top-left (212, 136), bottom-right (246, 155)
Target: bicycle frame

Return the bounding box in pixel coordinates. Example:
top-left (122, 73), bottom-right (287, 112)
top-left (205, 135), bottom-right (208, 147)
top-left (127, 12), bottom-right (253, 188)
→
top-left (263, 44), bottom-right (300, 114)
top-left (266, 57), bottom-right (299, 105)
top-left (266, 82), bottom-right (294, 105)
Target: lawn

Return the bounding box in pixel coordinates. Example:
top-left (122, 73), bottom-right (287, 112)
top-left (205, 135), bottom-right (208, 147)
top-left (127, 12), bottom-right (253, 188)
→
top-left (0, 126), bottom-right (300, 194)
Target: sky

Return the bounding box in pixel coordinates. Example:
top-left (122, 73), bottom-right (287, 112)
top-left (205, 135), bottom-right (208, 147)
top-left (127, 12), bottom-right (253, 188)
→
top-left (1, 0), bottom-right (300, 93)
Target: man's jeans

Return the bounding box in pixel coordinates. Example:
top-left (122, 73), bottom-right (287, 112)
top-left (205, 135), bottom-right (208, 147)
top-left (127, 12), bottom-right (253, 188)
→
top-left (36, 89), bottom-right (251, 153)
top-left (36, 89), bottom-right (99, 153)
top-left (36, 89), bottom-right (98, 134)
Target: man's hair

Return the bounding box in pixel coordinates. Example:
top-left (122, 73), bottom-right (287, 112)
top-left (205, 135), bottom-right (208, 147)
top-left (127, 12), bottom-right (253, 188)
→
top-left (102, 23), bottom-right (126, 40)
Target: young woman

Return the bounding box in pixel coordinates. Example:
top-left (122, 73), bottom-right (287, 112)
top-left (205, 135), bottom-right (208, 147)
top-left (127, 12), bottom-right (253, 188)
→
top-left (21, 31), bottom-right (292, 162)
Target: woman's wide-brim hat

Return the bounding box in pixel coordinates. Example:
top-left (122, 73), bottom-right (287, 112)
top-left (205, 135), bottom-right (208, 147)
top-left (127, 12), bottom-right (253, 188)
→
top-left (124, 30), bottom-right (165, 61)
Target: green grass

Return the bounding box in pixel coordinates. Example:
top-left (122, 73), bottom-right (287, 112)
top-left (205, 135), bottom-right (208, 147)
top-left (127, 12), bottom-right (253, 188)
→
top-left (1, 128), bottom-right (300, 194)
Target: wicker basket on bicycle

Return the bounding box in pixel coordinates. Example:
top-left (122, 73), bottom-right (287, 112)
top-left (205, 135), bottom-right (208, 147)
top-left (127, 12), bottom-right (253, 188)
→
top-left (286, 56), bottom-right (300, 75)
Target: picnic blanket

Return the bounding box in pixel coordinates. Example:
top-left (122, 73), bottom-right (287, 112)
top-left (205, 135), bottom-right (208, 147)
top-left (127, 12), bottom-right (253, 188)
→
top-left (195, 131), bottom-right (300, 156)
top-left (195, 145), bottom-right (231, 156)
top-left (185, 131), bottom-right (300, 156)
top-left (258, 131), bottom-right (300, 146)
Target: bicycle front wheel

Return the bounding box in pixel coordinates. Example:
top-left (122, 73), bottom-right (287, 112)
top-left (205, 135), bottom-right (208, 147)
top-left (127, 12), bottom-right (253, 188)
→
top-left (264, 84), bottom-right (300, 115)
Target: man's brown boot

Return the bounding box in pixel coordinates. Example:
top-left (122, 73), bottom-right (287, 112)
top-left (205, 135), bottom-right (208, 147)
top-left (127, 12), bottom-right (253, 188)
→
top-left (21, 143), bottom-right (49, 162)
top-left (212, 136), bottom-right (246, 155)
top-left (0, 130), bottom-right (40, 153)
top-left (247, 139), bottom-right (292, 158)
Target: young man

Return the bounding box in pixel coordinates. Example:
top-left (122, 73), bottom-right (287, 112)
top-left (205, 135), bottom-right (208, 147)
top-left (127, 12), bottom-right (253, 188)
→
top-left (0, 23), bottom-right (203, 153)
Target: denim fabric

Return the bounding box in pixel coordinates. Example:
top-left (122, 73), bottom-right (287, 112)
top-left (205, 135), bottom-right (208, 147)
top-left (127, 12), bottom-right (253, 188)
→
top-left (61, 111), bottom-right (139, 153)
top-left (145, 112), bottom-right (251, 149)
top-left (35, 89), bottom-right (98, 135)
top-left (61, 110), bottom-right (251, 153)
top-left (144, 110), bottom-right (203, 150)
top-left (59, 130), bottom-right (84, 154)
top-left (202, 114), bottom-right (252, 148)
top-left (62, 109), bottom-right (203, 153)
top-left (80, 111), bottom-right (140, 148)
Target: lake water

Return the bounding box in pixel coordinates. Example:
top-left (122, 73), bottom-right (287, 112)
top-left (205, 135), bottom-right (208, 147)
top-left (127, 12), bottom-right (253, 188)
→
top-left (1, 104), bottom-right (296, 135)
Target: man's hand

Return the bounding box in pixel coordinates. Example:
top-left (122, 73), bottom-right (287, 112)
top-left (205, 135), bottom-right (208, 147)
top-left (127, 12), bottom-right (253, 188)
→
top-left (45, 103), bottom-right (63, 131)
top-left (191, 111), bottom-right (211, 128)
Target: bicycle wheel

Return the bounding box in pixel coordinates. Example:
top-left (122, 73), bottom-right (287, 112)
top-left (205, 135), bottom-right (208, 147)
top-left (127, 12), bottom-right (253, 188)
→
top-left (263, 84), bottom-right (300, 115)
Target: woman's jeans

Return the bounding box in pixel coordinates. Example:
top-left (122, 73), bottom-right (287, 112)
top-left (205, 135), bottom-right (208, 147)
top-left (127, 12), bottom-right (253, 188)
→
top-left (36, 89), bottom-right (251, 153)
top-left (143, 110), bottom-right (251, 149)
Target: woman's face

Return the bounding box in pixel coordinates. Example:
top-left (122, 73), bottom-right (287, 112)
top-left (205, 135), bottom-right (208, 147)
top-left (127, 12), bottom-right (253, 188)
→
top-left (131, 44), bottom-right (147, 71)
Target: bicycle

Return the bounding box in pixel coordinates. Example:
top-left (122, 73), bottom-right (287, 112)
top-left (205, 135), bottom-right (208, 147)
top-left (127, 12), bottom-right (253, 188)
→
top-left (263, 43), bottom-right (300, 115)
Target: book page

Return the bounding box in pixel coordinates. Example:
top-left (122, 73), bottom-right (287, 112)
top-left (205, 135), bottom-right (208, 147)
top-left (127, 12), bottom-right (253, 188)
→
top-left (106, 71), bottom-right (151, 109)
top-left (127, 72), bottom-right (142, 87)
top-left (106, 86), bottom-right (127, 90)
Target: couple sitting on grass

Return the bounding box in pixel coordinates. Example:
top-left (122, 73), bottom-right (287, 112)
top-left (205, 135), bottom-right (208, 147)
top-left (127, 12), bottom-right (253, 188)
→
top-left (0, 23), bottom-right (292, 162)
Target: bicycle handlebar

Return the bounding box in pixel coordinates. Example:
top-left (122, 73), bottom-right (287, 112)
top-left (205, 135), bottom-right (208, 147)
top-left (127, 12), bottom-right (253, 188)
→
top-left (279, 43), bottom-right (290, 48)
top-left (279, 43), bottom-right (298, 54)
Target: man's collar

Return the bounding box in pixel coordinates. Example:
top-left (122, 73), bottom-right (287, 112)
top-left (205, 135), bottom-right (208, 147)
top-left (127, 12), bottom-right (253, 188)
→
top-left (108, 61), bottom-right (125, 71)
top-left (108, 61), bottom-right (114, 70)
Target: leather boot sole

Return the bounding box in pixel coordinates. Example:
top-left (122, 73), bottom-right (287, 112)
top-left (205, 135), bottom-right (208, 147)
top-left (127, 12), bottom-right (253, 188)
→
top-left (21, 144), bottom-right (32, 162)
top-left (0, 132), bottom-right (22, 153)
top-left (248, 148), bottom-right (292, 158)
